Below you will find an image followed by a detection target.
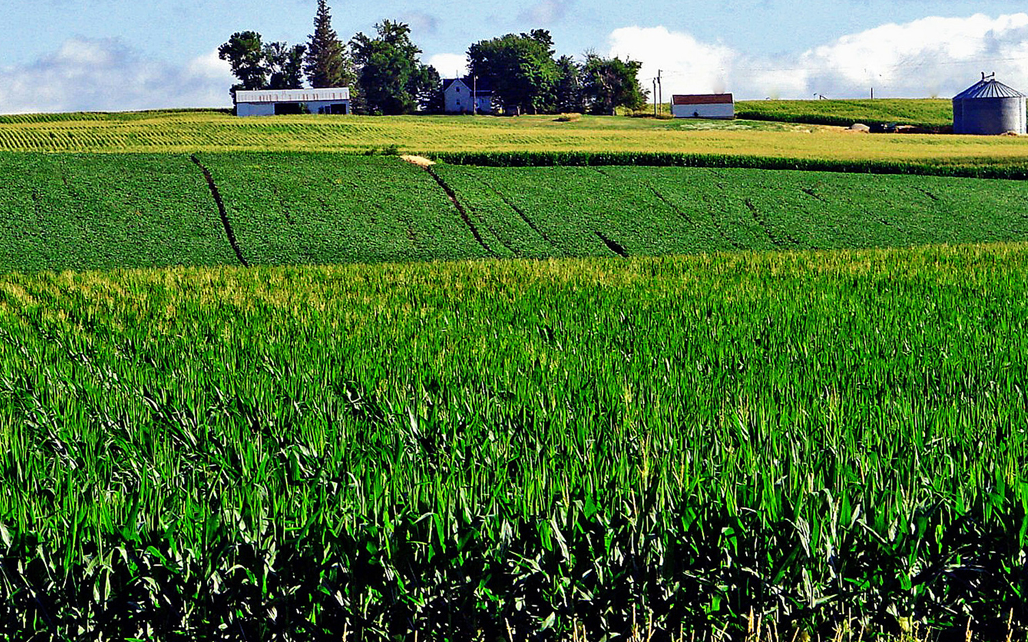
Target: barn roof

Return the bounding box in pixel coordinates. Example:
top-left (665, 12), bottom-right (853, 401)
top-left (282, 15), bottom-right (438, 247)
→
top-left (954, 78), bottom-right (1025, 100)
top-left (672, 94), bottom-right (734, 105)
top-left (235, 88), bottom-right (350, 104)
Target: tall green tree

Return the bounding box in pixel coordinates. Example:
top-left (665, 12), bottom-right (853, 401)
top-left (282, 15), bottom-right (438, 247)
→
top-left (305, 0), bottom-right (354, 88)
top-left (351, 21), bottom-right (439, 115)
top-left (218, 31), bottom-right (268, 98)
top-left (554, 55), bottom-right (584, 113)
top-left (264, 42), bottom-right (307, 89)
top-left (581, 54), bottom-right (648, 115)
top-left (467, 30), bottom-right (560, 115)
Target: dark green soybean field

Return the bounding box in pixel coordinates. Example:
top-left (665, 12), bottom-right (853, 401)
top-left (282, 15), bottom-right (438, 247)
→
top-left (3, 153), bottom-right (1028, 271)
top-left (1, 245), bottom-right (1028, 640)
top-left (0, 154), bottom-right (236, 272)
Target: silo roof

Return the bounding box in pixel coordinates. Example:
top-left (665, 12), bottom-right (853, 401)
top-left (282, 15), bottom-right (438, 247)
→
top-left (954, 79), bottom-right (1026, 100)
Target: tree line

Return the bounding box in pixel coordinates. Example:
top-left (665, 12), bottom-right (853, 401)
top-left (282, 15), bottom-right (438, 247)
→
top-left (219, 0), bottom-right (647, 116)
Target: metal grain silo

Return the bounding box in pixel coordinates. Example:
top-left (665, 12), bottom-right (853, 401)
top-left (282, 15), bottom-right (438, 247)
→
top-left (953, 74), bottom-right (1026, 135)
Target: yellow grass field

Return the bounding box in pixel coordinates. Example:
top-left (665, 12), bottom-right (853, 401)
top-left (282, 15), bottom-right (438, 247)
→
top-left (2, 109), bottom-right (1028, 166)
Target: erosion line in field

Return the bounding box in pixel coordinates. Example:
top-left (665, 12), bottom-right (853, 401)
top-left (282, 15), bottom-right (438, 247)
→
top-left (800, 186), bottom-right (828, 203)
top-left (745, 198), bottom-right (799, 248)
top-left (916, 187), bottom-right (941, 202)
top-left (595, 231), bottom-right (628, 257)
top-left (190, 155), bottom-right (249, 267)
top-left (472, 173), bottom-right (558, 249)
top-left (707, 181), bottom-right (743, 249)
top-left (425, 166), bottom-right (494, 255)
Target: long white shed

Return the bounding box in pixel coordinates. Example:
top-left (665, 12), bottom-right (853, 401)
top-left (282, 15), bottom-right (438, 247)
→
top-left (235, 88), bottom-right (351, 117)
top-left (671, 94), bottom-right (734, 119)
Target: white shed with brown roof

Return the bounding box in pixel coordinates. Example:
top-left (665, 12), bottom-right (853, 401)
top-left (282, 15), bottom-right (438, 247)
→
top-left (671, 94), bottom-right (734, 119)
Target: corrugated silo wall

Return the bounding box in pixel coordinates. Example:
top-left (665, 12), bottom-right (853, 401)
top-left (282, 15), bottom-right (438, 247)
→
top-left (952, 99), bottom-right (963, 133)
top-left (958, 97), bottom-right (1027, 135)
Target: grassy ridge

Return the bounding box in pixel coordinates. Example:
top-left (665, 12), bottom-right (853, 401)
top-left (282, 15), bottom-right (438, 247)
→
top-left (1, 245), bottom-right (1027, 639)
top-left (736, 98), bottom-right (955, 128)
top-left (3, 153), bottom-right (1028, 271)
top-left (2, 110), bottom-right (1028, 168)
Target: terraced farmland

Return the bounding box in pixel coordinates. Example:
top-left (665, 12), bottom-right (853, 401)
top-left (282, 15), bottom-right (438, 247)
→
top-left (2, 152), bottom-right (1028, 271)
top-left (1, 245), bottom-right (1027, 640)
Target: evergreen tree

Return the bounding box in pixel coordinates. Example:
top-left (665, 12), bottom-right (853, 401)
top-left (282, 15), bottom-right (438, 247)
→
top-left (305, 0), bottom-right (353, 88)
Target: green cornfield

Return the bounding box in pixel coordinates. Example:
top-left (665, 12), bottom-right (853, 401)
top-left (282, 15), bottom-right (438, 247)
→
top-left (1, 244), bottom-right (1027, 640)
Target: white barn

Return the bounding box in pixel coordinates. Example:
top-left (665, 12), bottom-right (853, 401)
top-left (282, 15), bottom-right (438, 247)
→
top-left (443, 79), bottom-right (493, 114)
top-left (235, 88), bottom-right (351, 117)
top-left (671, 94), bottom-right (734, 119)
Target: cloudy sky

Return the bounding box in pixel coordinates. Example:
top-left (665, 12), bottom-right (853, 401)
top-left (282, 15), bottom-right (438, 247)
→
top-left (1, 0), bottom-right (1028, 113)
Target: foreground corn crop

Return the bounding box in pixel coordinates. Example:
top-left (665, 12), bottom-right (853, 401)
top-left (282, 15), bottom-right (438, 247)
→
top-left (0, 245), bottom-right (1026, 640)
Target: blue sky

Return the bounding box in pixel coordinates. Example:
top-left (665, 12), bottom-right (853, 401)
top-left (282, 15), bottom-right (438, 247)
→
top-left (2, 0), bottom-right (1028, 112)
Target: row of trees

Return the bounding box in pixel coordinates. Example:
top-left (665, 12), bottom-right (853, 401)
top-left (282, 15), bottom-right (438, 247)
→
top-left (468, 30), bottom-right (647, 115)
top-left (218, 1), bottom-right (647, 115)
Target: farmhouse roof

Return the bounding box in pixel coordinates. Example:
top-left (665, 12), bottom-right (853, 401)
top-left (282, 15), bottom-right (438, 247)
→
top-left (672, 94), bottom-right (734, 105)
top-left (235, 88), bottom-right (350, 104)
top-left (953, 77), bottom-right (1025, 100)
top-left (442, 78), bottom-right (493, 94)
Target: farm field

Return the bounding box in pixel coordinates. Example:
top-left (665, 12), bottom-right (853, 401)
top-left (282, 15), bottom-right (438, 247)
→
top-left (0, 153), bottom-right (236, 272)
top-left (1, 244), bottom-right (1027, 639)
top-left (3, 152), bottom-right (1028, 270)
top-left (2, 108), bottom-right (1028, 167)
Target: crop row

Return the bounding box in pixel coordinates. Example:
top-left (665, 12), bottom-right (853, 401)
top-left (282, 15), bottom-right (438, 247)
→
top-left (1, 245), bottom-right (1027, 639)
top-left (428, 150), bottom-right (1028, 179)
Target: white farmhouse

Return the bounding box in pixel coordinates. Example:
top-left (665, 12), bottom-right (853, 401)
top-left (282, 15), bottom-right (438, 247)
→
top-left (234, 88), bottom-right (351, 117)
top-left (443, 79), bottom-right (493, 114)
top-left (671, 94), bottom-right (734, 119)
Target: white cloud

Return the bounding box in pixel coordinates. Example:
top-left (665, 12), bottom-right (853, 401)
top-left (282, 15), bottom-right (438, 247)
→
top-left (608, 26), bottom-right (737, 97)
top-left (427, 53), bottom-right (468, 79)
top-left (0, 37), bottom-right (234, 114)
top-left (519, 0), bottom-right (574, 26)
top-left (400, 11), bottom-right (440, 35)
top-left (607, 13), bottom-right (1028, 100)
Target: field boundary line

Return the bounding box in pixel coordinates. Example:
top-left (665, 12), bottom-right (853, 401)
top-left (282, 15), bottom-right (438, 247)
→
top-left (423, 165), bottom-right (494, 256)
top-left (190, 155), bottom-right (249, 267)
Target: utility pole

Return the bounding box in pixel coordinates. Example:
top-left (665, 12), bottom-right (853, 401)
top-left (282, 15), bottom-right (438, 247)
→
top-left (653, 78), bottom-right (657, 117)
top-left (657, 70), bottom-right (663, 117)
top-left (473, 75), bottom-right (478, 115)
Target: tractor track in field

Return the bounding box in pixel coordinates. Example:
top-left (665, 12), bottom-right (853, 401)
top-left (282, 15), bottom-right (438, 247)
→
top-left (190, 155), bottom-right (249, 267)
top-left (424, 165), bottom-right (495, 256)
